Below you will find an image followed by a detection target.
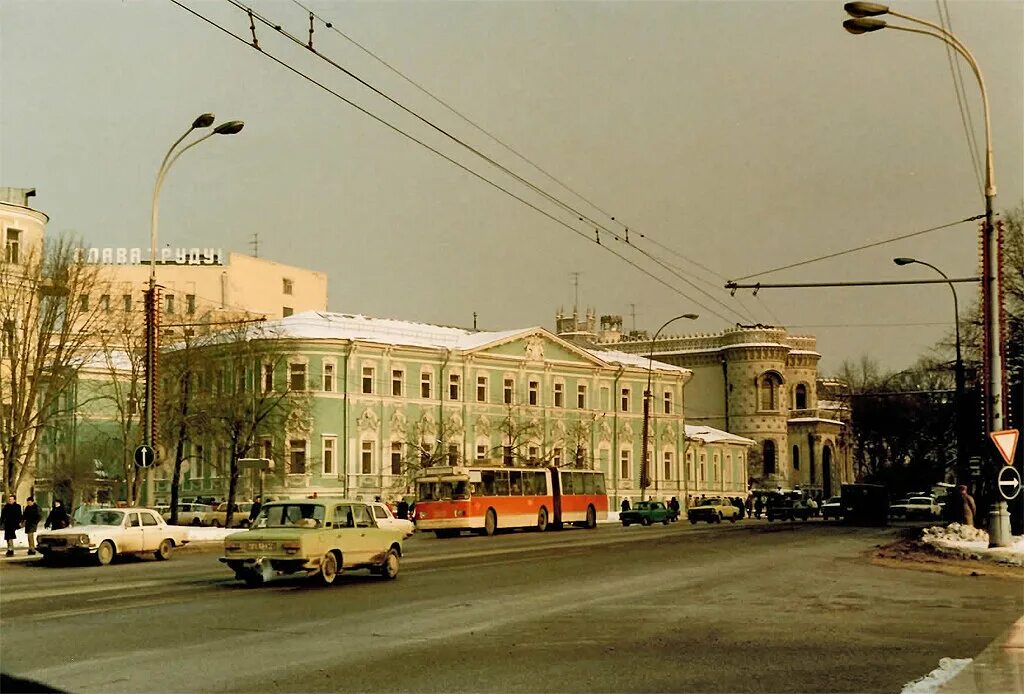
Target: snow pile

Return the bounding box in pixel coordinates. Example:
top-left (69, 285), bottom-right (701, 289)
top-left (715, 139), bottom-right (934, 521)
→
top-left (185, 526), bottom-right (238, 542)
top-left (900, 657), bottom-right (973, 694)
top-left (921, 523), bottom-right (1024, 566)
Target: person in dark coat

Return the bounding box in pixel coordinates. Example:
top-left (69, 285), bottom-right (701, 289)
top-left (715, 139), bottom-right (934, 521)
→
top-left (45, 500), bottom-right (71, 531)
top-left (396, 499), bottom-right (409, 520)
top-left (2, 495), bottom-right (23, 557)
top-left (248, 496), bottom-right (262, 525)
top-left (620, 498), bottom-right (631, 513)
top-left (754, 495), bottom-right (764, 519)
top-left (668, 497), bottom-right (680, 521)
top-left (22, 496), bottom-right (42, 555)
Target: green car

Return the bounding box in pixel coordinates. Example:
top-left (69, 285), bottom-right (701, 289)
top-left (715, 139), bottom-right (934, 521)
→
top-left (621, 501), bottom-right (672, 527)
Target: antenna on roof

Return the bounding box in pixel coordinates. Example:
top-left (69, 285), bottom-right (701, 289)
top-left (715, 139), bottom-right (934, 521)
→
top-left (249, 233), bottom-right (259, 258)
top-left (473, 312), bottom-right (478, 331)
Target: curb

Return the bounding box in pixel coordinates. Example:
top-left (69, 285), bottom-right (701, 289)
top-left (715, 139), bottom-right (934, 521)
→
top-left (939, 616), bottom-right (1024, 693)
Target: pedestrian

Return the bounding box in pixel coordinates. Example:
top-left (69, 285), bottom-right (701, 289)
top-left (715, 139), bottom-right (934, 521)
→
top-left (959, 485), bottom-right (977, 527)
top-left (745, 495), bottom-right (753, 518)
top-left (45, 500), bottom-right (71, 530)
top-left (396, 498), bottom-right (409, 520)
top-left (733, 497), bottom-right (745, 519)
top-left (754, 495), bottom-right (763, 519)
top-left (621, 498), bottom-right (631, 513)
top-left (805, 496), bottom-right (818, 518)
top-left (248, 496), bottom-right (262, 524)
top-left (2, 494), bottom-right (23, 557)
top-left (669, 496), bottom-right (680, 521)
top-left (22, 496), bottom-right (41, 556)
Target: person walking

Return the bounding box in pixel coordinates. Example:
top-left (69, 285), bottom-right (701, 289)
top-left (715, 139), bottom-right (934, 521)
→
top-left (620, 498), bottom-right (631, 513)
top-left (959, 485), bottom-right (977, 527)
top-left (754, 495), bottom-right (763, 520)
top-left (45, 500), bottom-right (71, 530)
top-left (22, 496), bottom-right (41, 556)
top-left (396, 499), bottom-right (409, 520)
top-left (745, 495), bottom-right (753, 518)
top-left (2, 495), bottom-right (23, 557)
top-left (248, 496), bottom-right (262, 525)
top-left (668, 497), bottom-right (680, 521)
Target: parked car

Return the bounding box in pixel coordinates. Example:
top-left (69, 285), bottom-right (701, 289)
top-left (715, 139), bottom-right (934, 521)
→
top-left (219, 498), bottom-right (404, 587)
top-left (766, 495), bottom-right (810, 522)
top-left (687, 497), bottom-right (741, 524)
top-left (841, 483), bottom-right (889, 526)
top-left (368, 502), bottom-right (415, 538)
top-left (36, 507), bottom-right (189, 565)
top-left (169, 503), bottom-right (216, 527)
top-left (821, 496), bottom-right (842, 521)
top-left (207, 502), bottom-right (256, 528)
top-left (621, 501), bottom-right (672, 527)
top-left (889, 496), bottom-right (942, 521)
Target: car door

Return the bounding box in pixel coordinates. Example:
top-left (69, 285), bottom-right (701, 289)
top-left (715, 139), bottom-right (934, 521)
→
top-left (120, 512), bottom-right (145, 552)
top-left (351, 504), bottom-right (381, 564)
top-left (371, 504), bottom-right (393, 531)
top-left (329, 503), bottom-right (359, 567)
top-left (139, 510), bottom-right (163, 550)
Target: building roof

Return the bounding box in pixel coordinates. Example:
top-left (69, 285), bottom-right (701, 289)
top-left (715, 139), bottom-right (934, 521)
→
top-left (787, 416), bottom-right (846, 426)
top-left (685, 425), bottom-right (756, 446)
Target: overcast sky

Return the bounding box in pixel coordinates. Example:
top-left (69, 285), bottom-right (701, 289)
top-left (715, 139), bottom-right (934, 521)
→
top-left (2, 0), bottom-right (1021, 374)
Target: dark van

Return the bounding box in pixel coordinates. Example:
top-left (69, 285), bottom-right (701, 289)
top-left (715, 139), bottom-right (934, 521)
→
top-left (840, 483), bottom-right (889, 526)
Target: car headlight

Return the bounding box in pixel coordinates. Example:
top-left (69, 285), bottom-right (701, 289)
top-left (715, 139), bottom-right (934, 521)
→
top-left (76, 534), bottom-right (90, 546)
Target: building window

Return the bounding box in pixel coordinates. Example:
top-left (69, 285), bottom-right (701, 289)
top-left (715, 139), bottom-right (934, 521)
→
top-left (553, 383), bottom-right (564, 408)
top-left (794, 383), bottom-right (808, 410)
top-left (391, 442), bottom-right (402, 475)
top-left (503, 378), bottom-right (514, 404)
top-left (577, 384), bottom-right (587, 409)
top-left (447, 444), bottom-right (459, 466)
top-left (323, 363), bottom-right (335, 392)
top-left (619, 450), bottom-right (631, 480)
top-left (477, 375), bottom-right (487, 402)
top-left (392, 369), bottom-right (404, 397)
top-left (553, 447), bottom-right (563, 466)
top-left (420, 371), bottom-right (432, 399)
top-left (663, 391), bottom-right (672, 415)
top-left (601, 386), bottom-right (610, 410)
top-left (792, 444), bottom-right (800, 471)
top-left (165, 294), bottom-right (175, 314)
top-left (760, 373), bottom-right (781, 410)
top-left (476, 444), bottom-right (487, 460)
top-left (261, 437), bottom-right (273, 462)
top-left (663, 450), bottom-right (673, 480)
top-left (712, 454), bottom-right (720, 483)
top-left (282, 278), bottom-right (293, 295)
top-left (763, 440), bottom-right (777, 475)
top-left (503, 445), bottom-right (513, 466)
top-left (99, 294), bottom-right (111, 312)
top-left (289, 439), bottom-right (307, 474)
top-left (289, 363), bottom-right (307, 391)
top-left (528, 446), bottom-right (540, 462)
top-left (283, 307), bottom-right (293, 317)
top-left (79, 295), bottom-right (89, 311)
top-left (263, 364), bottom-right (274, 392)
top-left (4, 229), bottom-right (20, 263)
top-left (362, 366), bottom-right (375, 394)
top-left (186, 294), bottom-right (196, 315)
top-left (361, 440), bottom-right (374, 474)
top-left (449, 374), bottom-right (460, 401)
top-left (620, 387), bottom-right (630, 412)
top-left (322, 437), bottom-right (336, 476)
top-left (122, 294), bottom-right (132, 312)
top-left (528, 380), bottom-right (539, 406)
top-left (699, 453), bottom-right (706, 483)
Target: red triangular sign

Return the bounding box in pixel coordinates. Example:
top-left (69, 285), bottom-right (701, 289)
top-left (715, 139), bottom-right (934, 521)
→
top-left (990, 429), bottom-right (1019, 466)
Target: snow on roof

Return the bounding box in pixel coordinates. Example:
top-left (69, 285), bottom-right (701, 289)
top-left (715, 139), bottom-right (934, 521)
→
top-left (585, 349), bottom-right (691, 374)
top-left (685, 425), bottom-right (755, 446)
top-left (75, 349), bottom-right (134, 372)
top-left (787, 417), bottom-right (846, 426)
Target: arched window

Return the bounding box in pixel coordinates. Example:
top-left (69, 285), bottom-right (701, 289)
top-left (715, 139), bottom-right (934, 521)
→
top-left (794, 383), bottom-right (808, 410)
top-left (763, 440), bottom-right (776, 475)
top-left (792, 444), bottom-right (800, 471)
top-left (759, 373), bottom-right (782, 410)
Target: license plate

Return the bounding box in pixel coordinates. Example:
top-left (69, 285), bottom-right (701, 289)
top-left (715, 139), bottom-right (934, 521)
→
top-left (245, 542), bottom-right (276, 551)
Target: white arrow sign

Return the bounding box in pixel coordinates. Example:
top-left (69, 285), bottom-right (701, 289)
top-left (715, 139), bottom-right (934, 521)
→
top-left (997, 466), bottom-right (1021, 501)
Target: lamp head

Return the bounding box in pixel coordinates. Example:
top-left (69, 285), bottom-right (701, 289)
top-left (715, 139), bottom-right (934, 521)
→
top-left (214, 120), bottom-right (245, 135)
top-left (844, 17), bottom-right (887, 34)
top-left (682, 313), bottom-right (699, 320)
top-left (893, 257), bottom-right (917, 266)
top-left (844, 2), bottom-right (890, 18)
top-left (192, 113), bottom-right (216, 129)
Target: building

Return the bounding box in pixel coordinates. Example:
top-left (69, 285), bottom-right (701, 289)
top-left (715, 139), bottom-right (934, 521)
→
top-left (152, 310), bottom-right (703, 508)
top-left (556, 309), bottom-right (853, 498)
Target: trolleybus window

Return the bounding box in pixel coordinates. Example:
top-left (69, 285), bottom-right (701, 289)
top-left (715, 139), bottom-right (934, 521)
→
top-left (509, 470), bottom-right (522, 495)
top-left (562, 472), bottom-right (574, 494)
top-left (494, 470), bottom-right (510, 496)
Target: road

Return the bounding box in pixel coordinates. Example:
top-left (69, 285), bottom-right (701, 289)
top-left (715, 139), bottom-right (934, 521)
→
top-left (1, 520), bottom-right (1020, 693)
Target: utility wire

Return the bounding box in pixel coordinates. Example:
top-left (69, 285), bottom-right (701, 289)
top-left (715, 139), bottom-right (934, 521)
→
top-left (937, 0), bottom-right (984, 196)
top-left (172, 0), bottom-right (732, 319)
top-left (729, 214), bottom-right (983, 282)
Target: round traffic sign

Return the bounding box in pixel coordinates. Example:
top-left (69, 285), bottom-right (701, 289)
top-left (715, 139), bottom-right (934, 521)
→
top-left (997, 465), bottom-right (1021, 501)
top-left (134, 444), bottom-right (156, 469)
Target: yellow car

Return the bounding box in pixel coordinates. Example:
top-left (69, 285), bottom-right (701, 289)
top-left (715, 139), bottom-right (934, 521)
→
top-left (219, 498), bottom-right (404, 587)
top-left (686, 497), bottom-right (741, 524)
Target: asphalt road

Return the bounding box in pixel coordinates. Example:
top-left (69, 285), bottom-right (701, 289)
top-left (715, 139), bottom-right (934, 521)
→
top-left (1, 520), bottom-right (1020, 693)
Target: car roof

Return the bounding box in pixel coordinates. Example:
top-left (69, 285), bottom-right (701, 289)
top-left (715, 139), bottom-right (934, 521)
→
top-left (265, 497), bottom-right (365, 505)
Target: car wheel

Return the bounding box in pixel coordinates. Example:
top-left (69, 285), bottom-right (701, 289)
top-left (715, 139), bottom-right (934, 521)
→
top-left (622, 521), bottom-right (631, 527)
top-left (242, 572), bottom-right (264, 588)
top-left (154, 539), bottom-right (173, 561)
top-left (729, 515), bottom-right (737, 523)
top-left (96, 540), bottom-right (115, 566)
top-left (484, 509), bottom-right (498, 537)
top-left (585, 505), bottom-right (597, 530)
top-left (211, 519), bottom-right (222, 528)
top-left (536, 507), bottom-right (549, 532)
top-left (716, 512), bottom-right (723, 523)
top-left (190, 518), bottom-right (201, 527)
top-left (662, 518), bottom-right (670, 525)
top-left (318, 551), bottom-right (338, 586)
top-left (380, 548), bottom-right (400, 580)
top-left (641, 517), bottom-right (651, 527)
top-left (689, 518), bottom-right (697, 524)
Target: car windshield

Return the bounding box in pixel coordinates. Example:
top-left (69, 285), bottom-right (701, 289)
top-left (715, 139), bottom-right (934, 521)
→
top-left (417, 481), bottom-right (469, 501)
top-left (253, 503), bottom-right (326, 528)
top-left (700, 499), bottom-right (720, 506)
top-left (84, 510), bottom-right (124, 526)
top-left (826, 497), bottom-right (840, 504)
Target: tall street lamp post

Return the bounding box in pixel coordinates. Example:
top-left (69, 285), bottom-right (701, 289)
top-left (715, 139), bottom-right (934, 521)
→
top-left (893, 257), bottom-right (966, 480)
top-left (641, 313), bottom-right (698, 502)
top-left (844, 2), bottom-right (1010, 546)
top-left (144, 115), bottom-right (244, 458)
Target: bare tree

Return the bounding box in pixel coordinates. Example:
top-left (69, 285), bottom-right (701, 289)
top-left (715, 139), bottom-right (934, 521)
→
top-left (1, 236), bottom-right (108, 497)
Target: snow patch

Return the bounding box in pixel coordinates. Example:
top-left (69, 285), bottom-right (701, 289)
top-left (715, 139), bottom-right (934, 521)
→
top-left (920, 523), bottom-right (1024, 566)
top-left (900, 657), bottom-right (973, 694)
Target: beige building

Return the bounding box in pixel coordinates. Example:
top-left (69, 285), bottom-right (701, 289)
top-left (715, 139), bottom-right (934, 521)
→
top-left (556, 309), bottom-right (854, 498)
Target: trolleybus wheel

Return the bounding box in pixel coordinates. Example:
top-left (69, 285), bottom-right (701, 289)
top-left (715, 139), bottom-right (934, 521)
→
top-left (536, 507), bottom-right (548, 532)
top-left (484, 509), bottom-right (498, 536)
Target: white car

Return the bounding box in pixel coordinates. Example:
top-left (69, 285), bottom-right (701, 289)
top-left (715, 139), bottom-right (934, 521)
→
top-left (35, 507), bottom-right (190, 565)
top-left (889, 496), bottom-right (942, 521)
top-left (368, 502), bottom-right (415, 538)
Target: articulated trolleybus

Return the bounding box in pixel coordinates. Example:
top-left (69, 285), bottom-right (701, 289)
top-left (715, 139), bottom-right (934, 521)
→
top-left (414, 465), bottom-right (609, 538)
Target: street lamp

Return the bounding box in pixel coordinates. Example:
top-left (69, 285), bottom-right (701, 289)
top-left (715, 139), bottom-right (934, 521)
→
top-left (144, 115), bottom-right (245, 454)
top-left (844, 3), bottom-right (1009, 545)
top-left (641, 313), bottom-right (698, 502)
top-left (893, 257), bottom-right (966, 480)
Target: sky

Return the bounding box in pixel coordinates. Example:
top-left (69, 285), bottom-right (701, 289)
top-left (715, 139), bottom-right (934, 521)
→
top-left (2, 0), bottom-right (1021, 375)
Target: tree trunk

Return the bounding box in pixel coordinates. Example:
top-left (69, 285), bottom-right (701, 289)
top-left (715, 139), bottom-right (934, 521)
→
top-left (226, 457), bottom-right (240, 529)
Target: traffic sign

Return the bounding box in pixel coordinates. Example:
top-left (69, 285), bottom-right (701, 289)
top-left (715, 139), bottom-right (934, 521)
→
top-left (997, 465), bottom-right (1021, 501)
top-left (990, 429), bottom-right (1019, 466)
top-left (134, 444), bottom-right (156, 469)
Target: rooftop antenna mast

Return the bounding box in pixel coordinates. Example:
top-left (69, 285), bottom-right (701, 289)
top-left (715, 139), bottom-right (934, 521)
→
top-left (569, 271), bottom-right (581, 314)
top-left (627, 303), bottom-right (639, 332)
top-left (250, 232), bottom-right (259, 258)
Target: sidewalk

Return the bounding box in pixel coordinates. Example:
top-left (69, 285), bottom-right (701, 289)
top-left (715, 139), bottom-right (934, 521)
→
top-left (939, 616), bottom-right (1024, 693)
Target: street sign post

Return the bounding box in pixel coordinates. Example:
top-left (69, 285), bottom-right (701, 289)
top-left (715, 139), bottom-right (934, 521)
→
top-left (968, 455), bottom-right (982, 478)
top-left (997, 465), bottom-right (1021, 501)
top-left (134, 444), bottom-right (156, 469)
top-left (989, 429), bottom-right (1019, 466)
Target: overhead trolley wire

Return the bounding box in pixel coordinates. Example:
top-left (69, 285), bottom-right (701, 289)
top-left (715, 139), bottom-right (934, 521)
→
top-left (172, 0), bottom-right (739, 321)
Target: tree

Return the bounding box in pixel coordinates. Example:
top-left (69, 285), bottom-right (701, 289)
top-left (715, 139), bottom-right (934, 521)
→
top-left (1, 236), bottom-right (107, 497)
